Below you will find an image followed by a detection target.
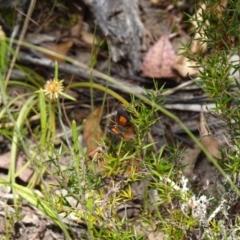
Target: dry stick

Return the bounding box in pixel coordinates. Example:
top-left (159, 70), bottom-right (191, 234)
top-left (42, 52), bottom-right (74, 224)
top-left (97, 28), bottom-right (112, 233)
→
top-left (19, 53), bottom-right (215, 112)
top-left (161, 78), bottom-right (199, 96)
top-left (18, 52), bottom-right (147, 96)
top-left (5, 0), bottom-right (36, 85)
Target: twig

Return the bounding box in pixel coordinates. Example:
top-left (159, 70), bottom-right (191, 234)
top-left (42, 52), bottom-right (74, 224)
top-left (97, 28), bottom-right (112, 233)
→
top-left (161, 78), bottom-right (200, 96)
top-left (164, 103), bottom-right (216, 112)
top-left (18, 52), bottom-right (147, 95)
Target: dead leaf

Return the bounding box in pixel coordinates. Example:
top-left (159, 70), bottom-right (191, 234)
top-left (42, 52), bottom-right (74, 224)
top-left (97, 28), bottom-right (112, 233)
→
top-left (181, 146), bottom-right (201, 177)
top-left (199, 110), bottom-right (211, 137)
top-left (173, 1), bottom-right (227, 77)
top-left (42, 40), bottom-right (73, 62)
top-left (172, 54), bottom-right (199, 77)
top-left (173, 4), bottom-right (207, 77)
top-left (150, 0), bottom-right (161, 6)
top-left (87, 146), bottom-right (107, 174)
top-left (0, 152), bottom-right (34, 182)
top-left (191, 3), bottom-right (208, 53)
top-left (0, 152), bottom-right (12, 169)
top-left (84, 108), bottom-right (105, 175)
top-left (83, 107), bottom-right (104, 151)
top-left (22, 213), bottom-right (39, 225)
top-left (81, 30), bottom-right (97, 45)
top-left (142, 34), bottom-right (178, 80)
top-left (123, 158), bottom-right (142, 177)
top-left (16, 153), bottom-right (34, 182)
top-left (75, 50), bottom-right (92, 66)
top-left (163, 122), bottom-right (175, 146)
top-left (199, 111), bottom-right (222, 160)
top-left (70, 15), bottom-right (82, 37)
top-left (148, 231), bottom-right (166, 240)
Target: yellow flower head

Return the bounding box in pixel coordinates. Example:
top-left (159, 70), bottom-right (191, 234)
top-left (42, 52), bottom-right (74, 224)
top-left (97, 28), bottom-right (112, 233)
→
top-left (44, 78), bottom-right (64, 99)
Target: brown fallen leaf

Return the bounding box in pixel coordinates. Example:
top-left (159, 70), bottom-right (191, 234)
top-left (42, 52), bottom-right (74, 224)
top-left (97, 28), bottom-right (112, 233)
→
top-left (70, 15), bottom-right (82, 37)
top-left (0, 151), bottom-right (13, 169)
top-left (123, 158), bottom-right (142, 178)
top-left (87, 146), bottom-right (107, 174)
top-left (173, 4), bottom-right (207, 77)
top-left (83, 107), bottom-right (104, 151)
top-left (181, 146), bottom-right (201, 177)
top-left (173, 1), bottom-right (228, 77)
top-left (42, 40), bottom-right (73, 62)
top-left (194, 156), bottom-right (224, 195)
top-left (142, 34), bottom-right (178, 80)
top-left (199, 111), bottom-right (222, 160)
top-left (172, 54), bottom-right (199, 77)
top-left (0, 152), bottom-right (34, 182)
top-left (148, 231), bottom-right (166, 240)
top-left (163, 122), bottom-right (175, 147)
top-left (81, 30), bottom-right (97, 46)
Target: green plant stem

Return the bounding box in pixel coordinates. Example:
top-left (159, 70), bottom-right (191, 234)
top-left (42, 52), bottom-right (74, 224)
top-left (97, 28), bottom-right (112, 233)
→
top-left (49, 101), bottom-right (56, 142)
top-left (9, 95), bottom-right (37, 182)
top-left (71, 120), bottom-right (80, 172)
top-left (8, 80), bottom-right (38, 91)
top-left (78, 75), bottom-right (240, 197)
top-left (12, 39), bottom-right (240, 196)
top-left (0, 178), bottom-right (71, 240)
top-left (0, 93), bottom-right (32, 120)
top-left (68, 82), bottom-right (130, 106)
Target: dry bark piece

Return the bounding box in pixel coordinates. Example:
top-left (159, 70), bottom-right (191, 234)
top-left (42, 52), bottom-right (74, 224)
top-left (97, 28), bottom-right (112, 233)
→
top-left (142, 34), bottom-right (178, 80)
top-left (82, 0), bottom-right (145, 72)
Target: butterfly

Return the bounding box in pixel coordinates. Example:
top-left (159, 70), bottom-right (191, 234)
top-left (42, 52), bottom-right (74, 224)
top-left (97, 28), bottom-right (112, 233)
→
top-left (107, 108), bottom-right (136, 141)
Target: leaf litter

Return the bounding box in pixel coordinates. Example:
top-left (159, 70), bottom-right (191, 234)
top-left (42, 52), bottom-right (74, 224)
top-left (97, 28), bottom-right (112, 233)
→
top-left (0, 0), bottom-right (236, 239)
top-left (142, 33), bottom-right (178, 80)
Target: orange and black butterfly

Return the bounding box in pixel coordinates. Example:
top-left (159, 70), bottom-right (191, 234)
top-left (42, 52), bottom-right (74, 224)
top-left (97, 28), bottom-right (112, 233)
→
top-left (107, 108), bottom-right (136, 141)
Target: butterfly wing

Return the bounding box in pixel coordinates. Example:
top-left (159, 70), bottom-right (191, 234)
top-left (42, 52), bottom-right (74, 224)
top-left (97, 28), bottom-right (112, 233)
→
top-left (117, 109), bottom-right (136, 138)
top-left (116, 108), bottom-right (130, 127)
top-left (107, 109), bottom-right (136, 141)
